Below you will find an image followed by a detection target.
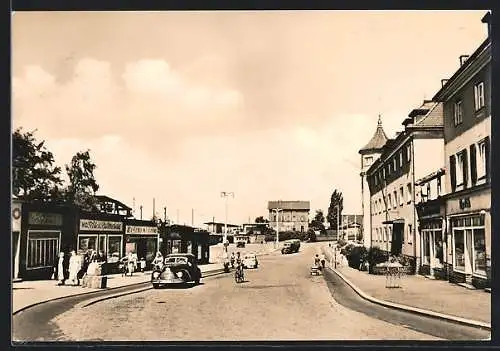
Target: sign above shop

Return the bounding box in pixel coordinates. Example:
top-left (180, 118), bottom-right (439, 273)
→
top-left (459, 197), bottom-right (471, 210)
top-left (80, 219), bottom-right (123, 232)
top-left (125, 225), bottom-right (158, 235)
top-left (29, 212), bottom-right (63, 226)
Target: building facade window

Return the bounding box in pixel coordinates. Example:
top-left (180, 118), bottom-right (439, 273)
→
top-left (393, 158), bottom-right (397, 171)
top-left (476, 139), bottom-right (487, 180)
top-left (406, 144), bottom-right (411, 162)
top-left (456, 151), bottom-right (466, 187)
top-left (474, 82), bottom-right (485, 111)
top-left (406, 183), bottom-right (412, 203)
top-left (364, 156), bottom-right (373, 167)
top-left (388, 194), bottom-right (392, 209)
top-left (399, 151), bottom-right (403, 168)
top-left (452, 215), bottom-right (486, 276)
top-left (399, 186), bottom-right (404, 206)
top-left (407, 224), bottom-right (412, 244)
top-left (454, 100), bottom-right (463, 125)
top-left (393, 190), bottom-right (398, 209)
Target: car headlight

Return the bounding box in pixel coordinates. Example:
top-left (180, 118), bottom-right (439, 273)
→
top-left (176, 271), bottom-right (183, 278)
top-left (152, 271), bottom-right (160, 279)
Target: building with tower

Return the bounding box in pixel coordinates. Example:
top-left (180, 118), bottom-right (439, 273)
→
top-left (364, 101), bottom-right (444, 273)
top-left (359, 116), bottom-right (388, 248)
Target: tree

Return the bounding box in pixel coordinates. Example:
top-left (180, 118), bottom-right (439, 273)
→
top-left (65, 150), bottom-right (100, 211)
top-left (327, 189), bottom-right (344, 231)
top-left (310, 209), bottom-right (326, 234)
top-left (12, 128), bottom-right (63, 202)
top-left (255, 216), bottom-right (268, 223)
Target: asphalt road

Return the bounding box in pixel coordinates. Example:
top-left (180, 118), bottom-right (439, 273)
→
top-left (14, 243), bottom-right (446, 342)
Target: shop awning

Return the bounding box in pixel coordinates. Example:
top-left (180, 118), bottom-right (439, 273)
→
top-left (382, 218), bottom-right (405, 225)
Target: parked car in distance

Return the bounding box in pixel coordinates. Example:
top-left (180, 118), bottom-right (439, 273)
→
top-left (242, 253), bottom-right (259, 269)
top-left (151, 253), bottom-right (201, 288)
top-left (281, 239), bottom-right (300, 254)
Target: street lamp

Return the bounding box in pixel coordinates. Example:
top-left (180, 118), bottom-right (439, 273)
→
top-left (220, 191), bottom-right (234, 254)
top-left (271, 207), bottom-right (283, 247)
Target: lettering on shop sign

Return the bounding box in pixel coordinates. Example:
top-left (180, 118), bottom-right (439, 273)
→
top-left (80, 219), bottom-right (123, 232)
top-left (125, 225), bottom-right (158, 235)
top-left (459, 198), bottom-right (471, 210)
top-left (28, 212), bottom-right (63, 226)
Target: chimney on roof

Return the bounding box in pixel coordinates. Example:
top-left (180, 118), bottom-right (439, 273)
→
top-left (423, 99), bottom-right (433, 104)
top-left (482, 11), bottom-right (491, 37)
top-left (441, 79), bottom-right (449, 87)
top-left (460, 55), bottom-right (470, 66)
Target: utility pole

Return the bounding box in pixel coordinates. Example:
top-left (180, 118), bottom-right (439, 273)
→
top-left (271, 204), bottom-right (283, 248)
top-left (337, 205), bottom-right (340, 241)
top-left (153, 198), bottom-right (156, 220)
top-left (220, 192), bottom-right (234, 254)
top-left (164, 207), bottom-right (167, 222)
top-left (140, 205), bottom-right (143, 220)
top-left (133, 197), bottom-right (136, 217)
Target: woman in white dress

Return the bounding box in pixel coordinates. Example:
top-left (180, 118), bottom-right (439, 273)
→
top-left (57, 252), bottom-right (65, 285)
top-left (68, 250), bottom-right (81, 286)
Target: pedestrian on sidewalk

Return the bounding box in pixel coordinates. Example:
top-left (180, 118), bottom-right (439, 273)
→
top-left (320, 254), bottom-right (326, 269)
top-left (152, 251), bottom-right (163, 270)
top-left (140, 257), bottom-right (146, 273)
top-left (55, 252), bottom-right (68, 286)
top-left (68, 250), bottom-right (81, 286)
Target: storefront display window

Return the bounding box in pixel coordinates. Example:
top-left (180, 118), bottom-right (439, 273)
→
top-left (99, 235), bottom-right (106, 255)
top-left (474, 228), bottom-right (486, 276)
top-left (78, 235), bottom-right (98, 255)
top-left (27, 231), bottom-right (60, 269)
top-left (454, 230), bottom-right (465, 271)
top-left (146, 239), bottom-right (157, 262)
top-left (107, 235), bottom-right (122, 263)
top-left (422, 233), bottom-right (430, 265)
top-left (187, 241), bottom-right (192, 255)
top-left (198, 244), bottom-right (202, 260)
top-left (434, 234), bottom-right (443, 267)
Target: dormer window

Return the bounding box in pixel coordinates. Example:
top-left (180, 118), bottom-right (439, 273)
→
top-left (364, 156), bottom-right (373, 167)
top-left (474, 82), bottom-right (485, 111)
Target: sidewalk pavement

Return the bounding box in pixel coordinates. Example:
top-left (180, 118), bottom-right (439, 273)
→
top-left (321, 246), bottom-right (491, 325)
top-left (12, 263), bottom-right (222, 314)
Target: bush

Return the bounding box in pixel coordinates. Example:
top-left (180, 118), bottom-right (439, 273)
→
top-left (346, 246), bottom-right (368, 269)
top-left (367, 246), bottom-right (387, 273)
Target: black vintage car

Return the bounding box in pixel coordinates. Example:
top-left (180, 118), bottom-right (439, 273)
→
top-left (151, 253), bottom-right (202, 288)
top-left (281, 239), bottom-right (301, 254)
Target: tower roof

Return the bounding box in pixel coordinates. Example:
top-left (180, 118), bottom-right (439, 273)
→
top-left (359, 115), bottom-right (388, 154)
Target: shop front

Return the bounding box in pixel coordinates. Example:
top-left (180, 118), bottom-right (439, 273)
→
top-left (160, 225), bottom-right (210, 264)
top-left (416, 199), bottom-right (446, 279)
top-left (124, 220), bottom-right (159, 269)
top-left (446, 186), bottom-right (490, 289)
top-left (77, 215), bottom-right (124, 266)
top-left (19, 203), bottom-right (70, 280)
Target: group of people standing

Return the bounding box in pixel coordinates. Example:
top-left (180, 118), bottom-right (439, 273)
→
top-left (53, 249), bottom-right (105, 286)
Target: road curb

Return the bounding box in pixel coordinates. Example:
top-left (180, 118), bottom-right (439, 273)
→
top-left (13, 267), bottom-right (225, 315)
top-left (329, 267), bottom-right (491, 331)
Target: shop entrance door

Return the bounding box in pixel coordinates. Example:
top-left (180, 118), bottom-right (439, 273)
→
top-left (391, 222), bottom-right (404, 255)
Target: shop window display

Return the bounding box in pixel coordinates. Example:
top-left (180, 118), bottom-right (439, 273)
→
top-left (474, 228), bottom-right (486, 276)
top-left (454, 230), bottom-right (465, 271)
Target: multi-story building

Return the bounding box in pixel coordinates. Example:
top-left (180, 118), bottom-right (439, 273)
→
top-left (432, 12), bottom-right (491, 289)
top-left (359, 116), bottom-right (388, 247)
top-left (365, 100), bottom-right (444, 272)
top-left (268, 201), bottom-right (310, 233)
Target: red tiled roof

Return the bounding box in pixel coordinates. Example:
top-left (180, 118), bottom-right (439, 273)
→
top-left (359, 115), bottom-right (389, 153)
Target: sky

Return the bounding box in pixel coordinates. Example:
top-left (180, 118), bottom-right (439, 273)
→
top-left (12, 10), bottom-right (489, 227)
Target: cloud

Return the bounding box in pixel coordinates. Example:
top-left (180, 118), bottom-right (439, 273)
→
top-left (12, 58), bottom-right (246, 150)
